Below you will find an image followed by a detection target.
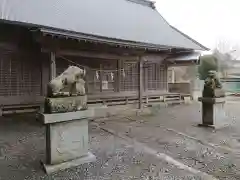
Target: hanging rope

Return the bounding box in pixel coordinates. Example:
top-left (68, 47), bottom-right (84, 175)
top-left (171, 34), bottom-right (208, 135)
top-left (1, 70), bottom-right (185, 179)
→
top-left (56, 55), bottom-right (138, 72)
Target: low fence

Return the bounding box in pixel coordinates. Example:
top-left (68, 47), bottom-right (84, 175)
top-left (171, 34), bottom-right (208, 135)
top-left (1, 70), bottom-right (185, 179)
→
top-left (168, 79), bottom-right (240, 96)
top-left (221, 78), bottom-right (240, 93)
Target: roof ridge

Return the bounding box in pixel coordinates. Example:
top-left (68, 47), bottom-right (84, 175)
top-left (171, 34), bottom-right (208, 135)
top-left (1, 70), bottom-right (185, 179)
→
top-left (126, 0), bottom-right (156, 9)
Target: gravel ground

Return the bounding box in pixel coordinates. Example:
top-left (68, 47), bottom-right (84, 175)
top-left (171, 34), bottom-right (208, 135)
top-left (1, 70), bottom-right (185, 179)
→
top-left (98, 102), bottom-right (240, 180)
top-left (141, 102), bottom-right (240, 151)
top-left (0, 113), bottom-right (203, 180)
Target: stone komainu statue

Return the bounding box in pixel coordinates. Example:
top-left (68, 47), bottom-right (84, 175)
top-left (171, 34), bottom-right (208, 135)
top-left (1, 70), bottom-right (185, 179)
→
top-left (44, 66), bottom-right (88, 114)
top-left (47, 66), bottom-right (86, 97)
top-left (202, 70), bottom-right (225, 98)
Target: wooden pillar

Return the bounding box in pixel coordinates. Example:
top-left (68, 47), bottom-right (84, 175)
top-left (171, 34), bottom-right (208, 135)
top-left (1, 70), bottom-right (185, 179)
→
top-left (171, 67), bottom-right (175, 83)
top-left (85, 67), bottom-right (89, 94)
top-left (166, 65), bottom-right (169, 92)
top-left (41, 58), bottom-right (50, 96)
top-left (99, 64), bottom-right (103, 92)
top-left (117, 59), bottom-right (121, 92)
top-left (138, 57), bottom-right (143, 109)
top-left (50, 52), bottom-right (56, 80)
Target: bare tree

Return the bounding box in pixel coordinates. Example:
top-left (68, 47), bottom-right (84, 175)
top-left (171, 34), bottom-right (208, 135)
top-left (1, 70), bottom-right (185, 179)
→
top-left (174, 39), bottom-right (240, 81)
top-left (214, 39), bottom-right (240, 60)
top-left (201, 39), bottom-right (240, 78)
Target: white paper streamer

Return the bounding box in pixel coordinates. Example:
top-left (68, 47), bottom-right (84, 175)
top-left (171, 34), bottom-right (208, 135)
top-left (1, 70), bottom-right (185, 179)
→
top-left (110, 72), bottom-right (114, 80)
top-left (96, 71), bottom-right (99, 80)
top-left (122, 69), bottom-right (125, 78)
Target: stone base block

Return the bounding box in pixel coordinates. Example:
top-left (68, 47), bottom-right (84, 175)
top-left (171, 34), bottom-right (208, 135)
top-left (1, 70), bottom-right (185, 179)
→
top-left (198, 97), bottom-right (228, 129)
top-left (40, 110), bottom-right (95, 174)
top-left (42, 152), bottom-right (96, 174)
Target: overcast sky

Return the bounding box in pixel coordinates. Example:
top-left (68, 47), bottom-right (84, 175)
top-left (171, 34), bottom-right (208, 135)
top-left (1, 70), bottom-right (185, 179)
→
top-left (155, 0), bottom-right (239, 51)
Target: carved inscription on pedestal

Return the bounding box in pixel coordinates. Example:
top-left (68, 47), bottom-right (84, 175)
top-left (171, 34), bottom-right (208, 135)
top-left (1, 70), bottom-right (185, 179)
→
top-left (50, 120), bottom-right (88, 164)
top-left (57, 127), bottom-right (84, 154)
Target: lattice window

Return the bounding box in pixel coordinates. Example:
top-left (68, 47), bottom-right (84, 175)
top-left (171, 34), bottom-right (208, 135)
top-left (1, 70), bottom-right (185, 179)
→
top-left (0, 50), bottom-right (42, 96)
top-left (56, 57), bottom-right (99, 94)
top-left (87, 68), bottom-right (101, 94)
top-left (100, 60), bottom-right (117, 92)
top-left (167, 68), bottom-right (174, 83)
top-left (144, 63), bottom-right (167, 91)
top-left (0, 52), bottom-right (12, 96)
top-left (56, 57), bottom-right (70, 76)
top-left (56, 57), bottom-right (119, 94)
top-left (120, 61), bottom-right (139, 91)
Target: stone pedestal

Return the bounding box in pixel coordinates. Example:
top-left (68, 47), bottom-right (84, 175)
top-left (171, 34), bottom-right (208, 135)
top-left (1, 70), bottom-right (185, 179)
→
top-left (198, 97), bottom-right (228, 129)
top-left (44, 95), bottom-right (87, 114)
top-left (40, 110), bottom-right (96, 174)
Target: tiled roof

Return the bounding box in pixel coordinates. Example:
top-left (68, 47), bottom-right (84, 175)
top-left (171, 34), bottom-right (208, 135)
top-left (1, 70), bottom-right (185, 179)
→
top-left (0, 0), bottom-right (208, 50)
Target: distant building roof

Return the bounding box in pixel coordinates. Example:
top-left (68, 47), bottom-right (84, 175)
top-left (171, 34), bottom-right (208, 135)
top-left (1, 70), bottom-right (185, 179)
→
top-left (166, 51), bottom-right (202, 65)
top-left (0, 0), bottom-right (208, 51)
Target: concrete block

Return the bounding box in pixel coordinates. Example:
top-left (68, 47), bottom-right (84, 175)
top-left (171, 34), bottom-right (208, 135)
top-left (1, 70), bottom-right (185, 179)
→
top-left (198, 98), bottom-right (228, 129)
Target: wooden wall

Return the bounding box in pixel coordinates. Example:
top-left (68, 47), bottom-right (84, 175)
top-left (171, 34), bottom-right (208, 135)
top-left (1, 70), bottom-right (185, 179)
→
top-left (0, 23), bottom-right (169, 106)
top-left (55, 55), bottom-right (168, 99)
top-left (0, 24), bottom-right (44, 106)
top-left (0, 50), bottom-right (168, 106)
top-left (0, 48), bottom-right (42, 97)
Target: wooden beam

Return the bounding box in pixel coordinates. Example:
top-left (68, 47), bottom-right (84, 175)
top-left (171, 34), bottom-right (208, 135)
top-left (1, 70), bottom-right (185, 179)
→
top-left (50, 52), bottom-right (56, 80)
top-left (0, 42), bottom-right (18, 51)
top-left (41, 59), bottom-right (50, 96)
top-left (142, 54), bottom-right (168, 63)
top-left (167, 60), bottom-right (198, 67)
top-left (0, 96), bottom-right (44, 106)
top-left (138, 57), bottom-right (144, 109)
top-left (42, 48), bottom-right (138, 61)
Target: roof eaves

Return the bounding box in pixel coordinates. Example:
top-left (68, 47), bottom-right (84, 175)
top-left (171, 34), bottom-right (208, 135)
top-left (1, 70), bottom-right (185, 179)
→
top-left (0, 19), bottom-right (171, 51)
top-left (40, 27), bottom-right (192, 52)
top-left (170, 25), bottom-right (210, 51)
top-left (154, 10), bottom-right (209, 51)
top-left (166, 51), bottom-right (201, 63)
